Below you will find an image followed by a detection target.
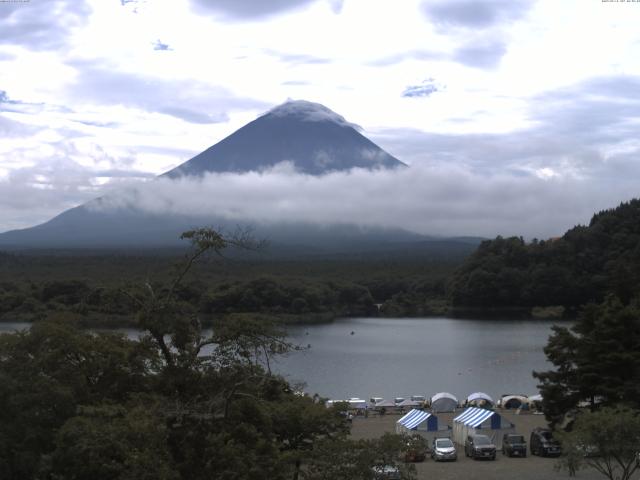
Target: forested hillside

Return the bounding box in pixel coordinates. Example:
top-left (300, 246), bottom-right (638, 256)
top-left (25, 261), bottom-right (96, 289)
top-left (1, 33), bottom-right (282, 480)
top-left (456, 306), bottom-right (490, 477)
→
top-left (449, 199), bottom-right (640, 312)
top-left (0, 249), bottom-right (459, 325)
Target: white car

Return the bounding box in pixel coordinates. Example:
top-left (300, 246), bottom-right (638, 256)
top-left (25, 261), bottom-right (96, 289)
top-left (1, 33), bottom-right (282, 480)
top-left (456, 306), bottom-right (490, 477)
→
top-left (431, 437), bottom-right (457, 462)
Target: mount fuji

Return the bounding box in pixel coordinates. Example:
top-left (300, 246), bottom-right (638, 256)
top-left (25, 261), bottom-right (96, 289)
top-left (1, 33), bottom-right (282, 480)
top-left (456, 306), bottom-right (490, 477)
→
top-left (0, 100), bottom-right (477, 254)
top-left (165, 100), bottom-right (406, 176)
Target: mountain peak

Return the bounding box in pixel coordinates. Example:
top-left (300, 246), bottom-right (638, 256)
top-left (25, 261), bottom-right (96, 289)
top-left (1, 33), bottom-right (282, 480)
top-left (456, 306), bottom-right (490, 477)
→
top-left (262, 99), bottom-right (361, 130)
top-left (164, 100), bottom-right (405, 177)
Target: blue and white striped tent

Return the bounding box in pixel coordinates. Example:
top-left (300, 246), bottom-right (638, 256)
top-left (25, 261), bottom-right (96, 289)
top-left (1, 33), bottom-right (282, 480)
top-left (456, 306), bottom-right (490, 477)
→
top-left (452, 407), bottom-right (514, 448)
top-left (396, 409), bottom-right (437, 432)
top-left (396, 409), bottom-right (451, 442)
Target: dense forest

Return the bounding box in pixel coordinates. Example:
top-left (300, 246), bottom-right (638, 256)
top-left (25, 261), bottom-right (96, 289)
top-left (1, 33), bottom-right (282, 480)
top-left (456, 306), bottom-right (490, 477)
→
top-left (448, 199), bottom-right (640, 315)
top-left (0, 246), bottom-right (460, 326)
top-left (3, 199), bottom-right (640, 325)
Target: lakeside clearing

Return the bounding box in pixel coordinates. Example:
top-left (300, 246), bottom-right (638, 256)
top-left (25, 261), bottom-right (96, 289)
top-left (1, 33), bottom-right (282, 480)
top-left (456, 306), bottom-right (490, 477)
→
top-left (350, 409), bottom-right (607, 480)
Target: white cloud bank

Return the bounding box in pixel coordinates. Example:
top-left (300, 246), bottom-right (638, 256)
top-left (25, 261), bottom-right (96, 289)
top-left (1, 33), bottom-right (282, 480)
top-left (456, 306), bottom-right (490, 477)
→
top-left (91, 162), bottom-right (639, 239)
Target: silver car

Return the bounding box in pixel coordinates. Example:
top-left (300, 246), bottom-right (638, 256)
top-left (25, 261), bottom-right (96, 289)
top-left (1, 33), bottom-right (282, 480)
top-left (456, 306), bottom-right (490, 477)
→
top-left (431, 437), bottom-right (457, 462)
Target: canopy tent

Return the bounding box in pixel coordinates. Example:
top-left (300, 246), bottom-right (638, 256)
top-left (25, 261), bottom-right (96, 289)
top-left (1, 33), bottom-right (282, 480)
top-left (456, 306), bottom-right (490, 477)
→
top-left (466, 392), bottom-right (494, 408)
top-left (372, 400), bottom-right (396, 412)
top-left (430, 392), bottom-right (458, 413)
top-left (498, 394), bottom-right (528, 409)
top-left (348, 398), bottom-right (367, 410)
top-left (527, 394), bottom-right (542, 403)
top-left (452, 407), bottom-right (514, 448)
top-left (396, 409), bottom-right (451, 442)
top-left (397, 399), bottom-right (423, 408)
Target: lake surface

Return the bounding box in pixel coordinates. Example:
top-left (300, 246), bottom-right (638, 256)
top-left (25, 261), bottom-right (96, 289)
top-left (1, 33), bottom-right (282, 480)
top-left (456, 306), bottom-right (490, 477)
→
top-left (0, 317), bottom-right (563, 403)
top-left (273, 317), bottom-right (561, 402)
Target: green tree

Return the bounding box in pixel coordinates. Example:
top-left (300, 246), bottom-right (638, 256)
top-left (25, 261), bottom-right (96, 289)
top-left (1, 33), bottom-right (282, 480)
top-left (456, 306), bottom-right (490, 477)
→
top-left (0, 228), bottom-right (352, 480)
top-left (0, 316), bottom-right (155, 479)
top-left (534, 296), bottom-right (640, 426)
top-left (556, 406), bottom-right (640, 480)
top-left (49, 402), bottom-right (179, 480)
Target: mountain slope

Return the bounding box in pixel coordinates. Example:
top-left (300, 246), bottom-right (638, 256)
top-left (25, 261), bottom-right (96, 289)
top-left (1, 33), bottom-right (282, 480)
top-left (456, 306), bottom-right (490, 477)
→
top-left (165, 100), bottom-right (405, 176)
top-left (0, 100), bottom-right (416, 250)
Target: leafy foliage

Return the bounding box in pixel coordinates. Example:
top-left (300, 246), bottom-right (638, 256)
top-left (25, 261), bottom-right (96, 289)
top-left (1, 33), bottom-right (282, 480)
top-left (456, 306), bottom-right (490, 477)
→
top-left (555, 407), bottom-right (640, 480)
top-left (0, 229), bottom-right (353, 480)
top-left (533, 296), bottom-right (640, 426)
top-left (449, 199), bottom-right (640, 310)
top-left (303, 433), bottom-right (417, 480)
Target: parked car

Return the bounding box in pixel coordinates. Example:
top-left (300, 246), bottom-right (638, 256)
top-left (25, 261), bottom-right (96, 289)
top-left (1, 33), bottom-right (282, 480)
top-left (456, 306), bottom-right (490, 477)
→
top-left (530, 427), bottom-right (562, 457)
top-left (372, 465), bottom-right (401, 480)
top-left (464, 434), bottom-right (496, 460)
top-left (502, 433), bottom-right (527, 457)
top-left (431, 437), bottom-right (457, 462)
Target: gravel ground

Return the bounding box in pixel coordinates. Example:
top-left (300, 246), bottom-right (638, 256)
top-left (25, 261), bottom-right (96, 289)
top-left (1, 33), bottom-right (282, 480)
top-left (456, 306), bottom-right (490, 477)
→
top-left (349, 409), bottom-right (624, 480)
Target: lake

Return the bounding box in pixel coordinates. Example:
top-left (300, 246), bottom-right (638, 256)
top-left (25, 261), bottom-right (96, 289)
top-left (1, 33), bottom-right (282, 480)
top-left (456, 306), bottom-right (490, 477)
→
top-left (273, 317), bottom-right (561, 402)
top-left (0, 317), bottom-right (562, 403)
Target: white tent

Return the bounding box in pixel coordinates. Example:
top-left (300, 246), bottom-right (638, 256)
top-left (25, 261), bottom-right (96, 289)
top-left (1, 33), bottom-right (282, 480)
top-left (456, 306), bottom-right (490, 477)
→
top-left (498, 394), bottom-right (528, 409)
top-left (397, 399), bottom-right (423, 408)
top-left (373, 400), bottom-right (396, 412)
top-left (348, 398), bottom-right (367, 410)
top-left (452, 407), bottom-right (514, 448)
top-left (396, 409), bottom-right (451, 443)
top-left (431, 392), bottom-right (458, 413)
top-left (466, 392), bottom-right (494, 408)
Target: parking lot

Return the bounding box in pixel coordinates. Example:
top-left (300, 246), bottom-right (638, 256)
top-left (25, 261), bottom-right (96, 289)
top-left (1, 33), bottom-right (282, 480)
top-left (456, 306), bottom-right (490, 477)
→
top-left (349, 409), bottom-right (624, 480)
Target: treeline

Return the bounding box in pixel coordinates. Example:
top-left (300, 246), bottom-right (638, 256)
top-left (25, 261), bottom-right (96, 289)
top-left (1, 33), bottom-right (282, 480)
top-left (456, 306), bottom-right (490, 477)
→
top-left (449, 199), bottom-right (640, 313)
top-left (0, 253), bottom-right (458, 325)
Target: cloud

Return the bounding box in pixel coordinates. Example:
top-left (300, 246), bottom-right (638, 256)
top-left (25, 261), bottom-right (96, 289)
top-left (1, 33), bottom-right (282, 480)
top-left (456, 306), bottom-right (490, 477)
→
top-left (189, 0), bottom-right (317, 20)
top-left (282, 80), bottom-right (312, 86)
top-left (0, 114), bottom-right (41, 138)
top-left (328, 0), bottom-right (344, 14)
top-left (3, 74), bottom-right (639, 239)
top-left (422, 0), bottom-right (534, 29)
top-left (89, 162), bottom-right (639, 240)
top-left (264, 99), bottom-right (362, 130)
top-left (368, 49), bottom-right (445, 67)
top-left (78, 72), bottom-right (640, 239)
top-left (152, 39), bottom-right (172, 51)
top-left (402, 78), bottom-right (443, 98)
top-left (0, 89), bottom-right (47, 115)
top-left (376, 74), bottom-right (640, 175)
top-left (262, 49), bottom-right (331, 65)
top-left (0, 0), bottom-right (91, 50)
top-left (66, 62), bottom-right (268, 124)
top-left (453, 38), bottom-right (507, 69)
top-left (0, 140), bottom-right (156, 231)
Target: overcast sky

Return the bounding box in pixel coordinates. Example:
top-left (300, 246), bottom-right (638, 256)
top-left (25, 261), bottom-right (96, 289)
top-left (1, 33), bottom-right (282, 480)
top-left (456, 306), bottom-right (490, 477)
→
top-left (1, 0), bottom-right (640, 238)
